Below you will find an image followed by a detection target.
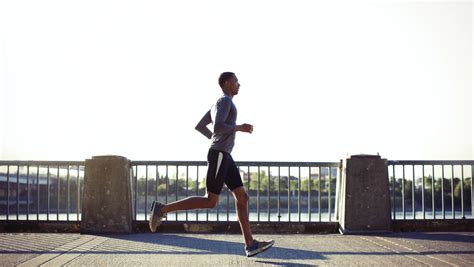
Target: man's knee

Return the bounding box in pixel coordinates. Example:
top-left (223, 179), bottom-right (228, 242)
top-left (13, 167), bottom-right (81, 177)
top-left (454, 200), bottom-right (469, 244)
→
top-left (204, 193), bottom-right (219, 209)
top-left (205, 198), bottom-right (218, 209)
top-left (235, 191), bottom-right (249, 206)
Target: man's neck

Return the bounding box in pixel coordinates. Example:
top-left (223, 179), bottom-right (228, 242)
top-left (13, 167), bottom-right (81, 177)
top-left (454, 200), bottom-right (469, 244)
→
top-left (223, 89), bottom-right (234, 98)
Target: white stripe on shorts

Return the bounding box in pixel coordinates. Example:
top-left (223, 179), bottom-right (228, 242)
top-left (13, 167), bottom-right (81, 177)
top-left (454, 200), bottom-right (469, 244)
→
top-left (215, 152), bottom-right (223, 179)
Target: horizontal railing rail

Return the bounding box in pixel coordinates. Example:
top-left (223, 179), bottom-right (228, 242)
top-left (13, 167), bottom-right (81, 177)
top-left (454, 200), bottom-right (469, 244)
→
top-left (388, 160), bottom-right (473, 220)
top-left (0, 161), bottom-right (85, 222)
top-left (131, 161), bottom-right (341, 223)
top-left (132, 161), bottom-right (341, 167)
top-left (389, 160), bottom-right (474, 165)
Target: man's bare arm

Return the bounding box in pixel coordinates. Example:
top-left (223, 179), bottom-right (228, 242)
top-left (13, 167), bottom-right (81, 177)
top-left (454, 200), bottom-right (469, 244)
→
top-left (236, 123), bottom-right (253, 134)
top-left (195, 110), bottom-right (213, 139)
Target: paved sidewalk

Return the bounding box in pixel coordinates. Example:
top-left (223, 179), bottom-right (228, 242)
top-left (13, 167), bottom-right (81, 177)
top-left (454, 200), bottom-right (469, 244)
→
top-left (0, 232), bottom-right (473, 266)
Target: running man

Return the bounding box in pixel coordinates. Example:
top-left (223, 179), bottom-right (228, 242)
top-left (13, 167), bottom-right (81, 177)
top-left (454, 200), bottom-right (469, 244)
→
top-left (149, 72), bottom-right (274, 257)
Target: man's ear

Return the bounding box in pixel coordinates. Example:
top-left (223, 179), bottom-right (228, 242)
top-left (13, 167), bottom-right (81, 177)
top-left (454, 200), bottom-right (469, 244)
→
top-left (223, 80), bottom-right (229, 89)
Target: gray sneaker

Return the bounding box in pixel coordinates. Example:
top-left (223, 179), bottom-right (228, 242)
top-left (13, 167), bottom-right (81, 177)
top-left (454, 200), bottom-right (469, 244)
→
top-left (149, 201), bottom-right (166, 232)
top-left (245, 239), bottom-right (275, 257)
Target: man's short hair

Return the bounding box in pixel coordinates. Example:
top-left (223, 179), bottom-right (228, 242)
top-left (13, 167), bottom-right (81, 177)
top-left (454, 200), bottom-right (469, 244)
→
top-left (218, 72), bottom-right (235, 89)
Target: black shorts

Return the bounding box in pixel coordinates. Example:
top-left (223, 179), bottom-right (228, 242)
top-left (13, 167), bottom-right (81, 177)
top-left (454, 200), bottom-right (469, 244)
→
top-left (206, 149), bottom-right (243, 195)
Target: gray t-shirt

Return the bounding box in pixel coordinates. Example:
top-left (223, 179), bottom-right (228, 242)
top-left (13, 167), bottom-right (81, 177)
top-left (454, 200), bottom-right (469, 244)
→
top-left (195, 93), bottom-right (237, 154)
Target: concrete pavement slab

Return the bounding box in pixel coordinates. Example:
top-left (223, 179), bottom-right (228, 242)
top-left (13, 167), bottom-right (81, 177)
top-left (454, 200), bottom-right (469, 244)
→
top-left (0, 232), bottom-right (473, 266)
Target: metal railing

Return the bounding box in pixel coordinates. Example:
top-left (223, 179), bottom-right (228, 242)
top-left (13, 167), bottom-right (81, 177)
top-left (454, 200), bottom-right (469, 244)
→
top-left (2, 159), bottom-right (472, 223)
top-left (388, 160), bottom-right (473, 220)
top-left (131, 161), bottom-right (341, 222)
top-left (0, 161), bottom-right (85, 221)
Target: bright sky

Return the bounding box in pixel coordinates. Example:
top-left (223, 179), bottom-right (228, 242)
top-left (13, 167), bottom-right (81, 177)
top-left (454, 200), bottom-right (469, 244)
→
top-left (0, 0), bottom-right (472, 161)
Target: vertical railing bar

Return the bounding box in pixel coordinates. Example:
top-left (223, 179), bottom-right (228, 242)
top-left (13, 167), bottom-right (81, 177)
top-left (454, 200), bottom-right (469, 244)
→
top-left (451, 165), bottom-right (455, 219)
top-left (155, 165), bottom-right (159, 207)
top-left (36, 165), bottom-right (40, 220)
top-left (130, 165), bottom-right (138, 220)
top-left (328, 167), bottom-right (332, 222)
top-left (196, 166), bottom-right (199, 221)
top-left (175, 165), bottom-right (178, 221)
top-left (441, 165), bottom-right (445, 219)
top-left (298, 166), bottom-right (301, 222)
top-left (186, 165), bottom-right (189, 222)
top-left (67, 165), bottom-right (70, 222)
top-left (47, 165), bottom-right (50, 221)
top-left (431, 165), bottom-right (435, 219)
top-left (166, 165), bottom-right (169, 221)
top-left (57, 166), bottom-right (60, 221)
top-left (185, 165), bottom-right (189, 221)
top-left (165, 165), bottom-right (169, 205)
top-left (130, 164), bottom-right (135, 220)
top-left (278, 166), bottom-right (281, 222)
top-left (246, 166), bottom-right (250, 221)
top-left (135, 165), bottom-right (139, 220)
top-left (16, 165), bottom-right (20, 220)
top-left (318, 166), bottom-right (321, 222)
top-left (461, 165), bottom-right (465, 219)
top-left (392, 164), bottom-right (396, 220)
top-left (471, 164), bottom-right (474, 219)
top-left (308, 167), bottom-right (311, 222)
top-left (81, 165), bottom-right (85, 220)
top-left (422, 165), bottom-right (425, 219)
top-left (76, 165), bottom-right (80, 221)
top-left (257, 166), bottom-right (260, 222)
top-left (267, 166), bottom-right (270, 222)
top-left (257, 165), bottom-right (262, 222)
top-left (27, 165), bottom-right (30, 221)
top-left (338, 161), bottom-right (343, 222)
top-left (145, 164), bottom-right (149, 222)
top-left (6, 165), bottom-right (10, 220)
top-left (206, 165), bottom-right (209, 222)
top-left (412, 165), bottom-right (415, 220)
top-left (130, 164), bottom-right (134, 220)
top-left (175, 166), bottom-right (179, 203)
top-left (134, 166), bottom-right (138, 221)
top-left (288, 166), bottom-right (291, 222)
top-left (402, 165), bottom-right (405, 220)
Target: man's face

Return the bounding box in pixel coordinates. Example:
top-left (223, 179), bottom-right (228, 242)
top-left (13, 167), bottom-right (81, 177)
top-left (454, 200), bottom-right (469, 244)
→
top-left (225, 75), bottom-right (240, 96)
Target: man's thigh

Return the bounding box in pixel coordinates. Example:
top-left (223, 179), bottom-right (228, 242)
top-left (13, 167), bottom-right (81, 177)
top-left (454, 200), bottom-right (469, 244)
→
top-left (206, 150), bottom-right (226, 195)
top-left (224, 155), bottom-right (243, 191)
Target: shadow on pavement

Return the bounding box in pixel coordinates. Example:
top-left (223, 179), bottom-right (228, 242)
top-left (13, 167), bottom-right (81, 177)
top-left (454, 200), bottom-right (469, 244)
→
top-left (388, 232), bottom-right (474, 243)
top-left (254, 260), bottom-right (316, 266)
top-left (106, 234), bottom-right (326, 260)
top-left (2, 233), bottom-right (473, 259)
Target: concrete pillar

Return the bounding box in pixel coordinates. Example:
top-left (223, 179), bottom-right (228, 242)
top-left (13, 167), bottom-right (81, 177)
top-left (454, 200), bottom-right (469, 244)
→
top-left (81, 155), bottom-right (133, 234)
top-left (338, 154), bottom-right (391, 234)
